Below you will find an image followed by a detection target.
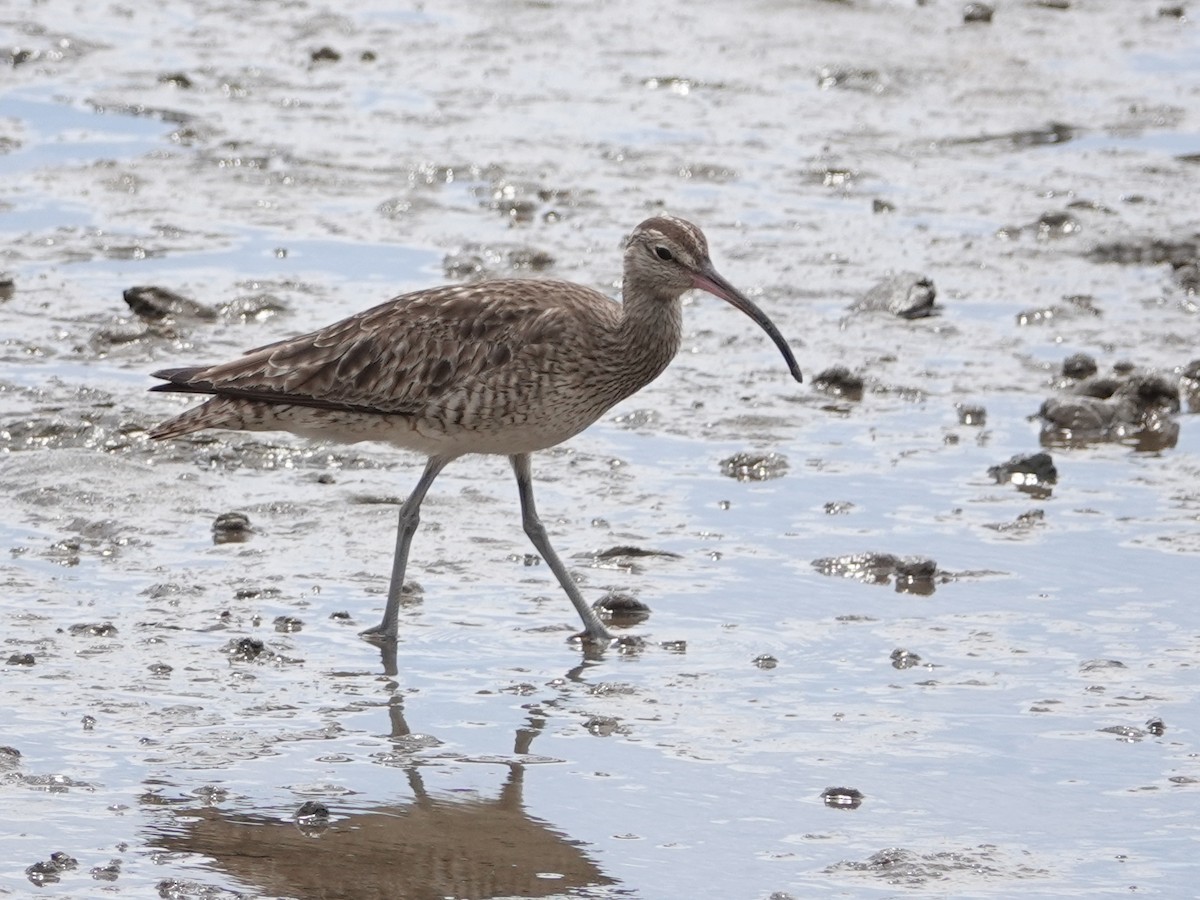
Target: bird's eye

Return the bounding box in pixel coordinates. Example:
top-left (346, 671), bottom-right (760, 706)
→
top-left (654, 246), bottom-right (674, 261)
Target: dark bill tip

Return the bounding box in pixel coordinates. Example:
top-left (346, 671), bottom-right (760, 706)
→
top-left (692, 268), bottom-right (803, 383)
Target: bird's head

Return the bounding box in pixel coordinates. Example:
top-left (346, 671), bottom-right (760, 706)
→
top-left (623, 215), bottom-right (803, 383)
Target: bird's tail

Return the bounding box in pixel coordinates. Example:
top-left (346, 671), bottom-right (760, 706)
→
top-left (148, 400), bottom-right (230, 441)
top-left (147, 366), bottom-right (222, 440)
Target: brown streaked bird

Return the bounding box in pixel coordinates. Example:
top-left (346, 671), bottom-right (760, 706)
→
top-left (148, 216), bottom-right (803, 644)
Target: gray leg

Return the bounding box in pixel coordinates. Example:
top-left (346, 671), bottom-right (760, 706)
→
top-left (362, 455), bottom-right (450, 641)
top-left (510, 453), bottom-right (614, 644)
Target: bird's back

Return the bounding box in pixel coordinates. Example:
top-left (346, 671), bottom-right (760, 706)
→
top-left (149, 277), bottom-right (677, 455)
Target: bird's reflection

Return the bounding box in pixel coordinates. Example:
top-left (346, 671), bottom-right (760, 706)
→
top-left (146, 653), bottom-right (617, 900)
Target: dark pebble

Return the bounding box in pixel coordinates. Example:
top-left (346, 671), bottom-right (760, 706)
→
top-left (821, 786), bottom-right (865, 809)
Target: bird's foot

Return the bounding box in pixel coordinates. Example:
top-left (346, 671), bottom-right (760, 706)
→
top-left (570, 626), bottom-right (612, 645)
top-left (359, 622), bottom-right (398, 645)
top-left (569, 628), bottom-right (645, 651)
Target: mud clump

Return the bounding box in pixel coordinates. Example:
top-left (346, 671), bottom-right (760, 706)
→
top-left (963, 3), bottom-right (994, 24)
top-left (851, 272), bottom-right (938, 319)
top-left (890, 648), bottom-right (923, 670)
top-left (586, 546), bottom-right (682, 577)
top-left (212, 511), bottom-right (253, 544)
top-left (816, 66), bottom-right (887, 94)
top-left (1181, 361), bottom-right (1200, 412)
top-left (224, 637), bottom-right (268, 662)
top-left (1061, 352), bottom-right (1099, 380)
top-left (25, 852), bottom-right (78, 886)
top-left (813, 366), bottom-right (864, 400)
top-left (984, 509), bottom-right (1045, 536)
top-left (826, 845), bottom-right (1046, 886)
top-left (1015, 294), bottom-right (1101, 327)
top-left (1037, 363), bottom-right (1182, 450)
top-left (955, 121), bottom-right (1076, 148)
top-left (956, 403), bottom-right (986, 425)
top-left (720, 451), bottom-right (789, 481)
top-left (1086, 236), bottom-right (1198, 266)
top-left (295, 800), bottom-right (331, 822)
top-left (997, 209), bottom-right (1082, 241)
top-left (821, 786), bottom-right (865, 809)
top-left (309, 47), bottom-right (341, 64)
top-left (124, 285), bottom-right (218, 323)
top-left (1086, 235), bottom-right (1200, 294)
top-left (589, 548), bottom-right (667, 564)
top-left (592, 592), bottom-right (651, 627)
top-left (67, 622), bottom-right (118, 637)
top-left (988, 452), bottom-right (1057, 493)
top-left (812, 552), bottom-right (941, 595)
top-left (220, 291), bottom-right (290, 323)
top-left (273, 616), bottom-right (303, 633)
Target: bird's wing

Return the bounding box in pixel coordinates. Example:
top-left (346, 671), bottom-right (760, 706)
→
top-left (152, 280), bottom-right (618, 416)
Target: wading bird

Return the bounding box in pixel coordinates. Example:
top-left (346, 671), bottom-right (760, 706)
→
top-left (149, 216), bottom-right (802, 644)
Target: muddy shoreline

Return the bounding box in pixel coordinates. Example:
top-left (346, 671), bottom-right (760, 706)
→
top-left (3, 1), bottom-right (1199, 896)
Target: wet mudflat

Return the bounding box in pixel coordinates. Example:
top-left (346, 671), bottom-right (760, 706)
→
top-left (2, 0), bottom-right (1199, 897)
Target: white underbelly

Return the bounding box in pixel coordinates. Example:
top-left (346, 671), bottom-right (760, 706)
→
top-left (263, 405), bottom-right (589, 458)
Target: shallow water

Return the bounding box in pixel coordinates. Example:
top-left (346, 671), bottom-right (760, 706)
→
top-left (3, 1), bottom-right (1200, 897)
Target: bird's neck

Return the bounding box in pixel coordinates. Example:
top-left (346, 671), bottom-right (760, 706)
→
top-left (606, 289), bottom-right (684, 393)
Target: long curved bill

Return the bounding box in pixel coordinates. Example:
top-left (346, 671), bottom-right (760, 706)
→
top-left (692, 265), bottom-right (803, 383)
